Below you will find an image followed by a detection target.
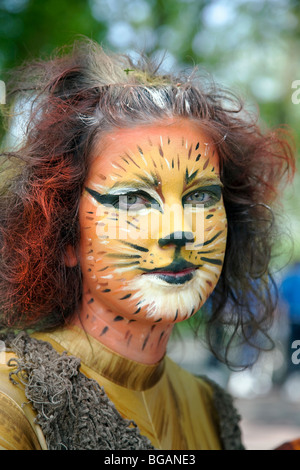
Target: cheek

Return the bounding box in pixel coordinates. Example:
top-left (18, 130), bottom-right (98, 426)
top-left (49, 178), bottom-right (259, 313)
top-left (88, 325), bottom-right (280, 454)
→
top-left (79, 202), bottom-right (144, 308)
top-left (198, 205), bottom-right (227, 295)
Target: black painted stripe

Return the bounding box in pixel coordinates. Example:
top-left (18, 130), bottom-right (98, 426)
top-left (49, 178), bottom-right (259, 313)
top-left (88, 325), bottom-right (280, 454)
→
top-left (142, 333), bottom-right (150, 350)
top-left (158, 331), bottom-right (164, 345)
top-left (119, 293), bottom-right (132, 300)
top-left (100, 326), bottom-right (109, 336)
top-left (97, 266), bottom-right (109, 272)
top-left (120, 241), bottom-right (149, 252)
top-left (200, 257), bottom-right (223, 265)
top-left (107, 254), bottom-right (141, 259)
top-left (113, 261), bottom-right (140, 267)
top-left (194, 230), bottom-right (223, 248)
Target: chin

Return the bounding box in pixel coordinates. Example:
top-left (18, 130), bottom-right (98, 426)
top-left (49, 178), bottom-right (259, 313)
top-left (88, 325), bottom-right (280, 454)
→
top-left (121, 266), bottom-right (221, 323)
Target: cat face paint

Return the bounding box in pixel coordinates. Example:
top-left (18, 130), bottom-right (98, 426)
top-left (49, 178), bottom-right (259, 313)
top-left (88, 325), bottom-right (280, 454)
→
top-left (79, 120), bottom-right (227, 324)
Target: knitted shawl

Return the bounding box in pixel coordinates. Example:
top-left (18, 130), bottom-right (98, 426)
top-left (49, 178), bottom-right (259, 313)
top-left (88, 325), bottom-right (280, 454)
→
top-left (4, 332), bottom-right (245, 450)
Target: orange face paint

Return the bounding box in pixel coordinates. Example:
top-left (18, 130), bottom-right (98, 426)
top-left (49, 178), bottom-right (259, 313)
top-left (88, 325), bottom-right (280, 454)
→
top-left (79, 119), bottom-right (227, 330)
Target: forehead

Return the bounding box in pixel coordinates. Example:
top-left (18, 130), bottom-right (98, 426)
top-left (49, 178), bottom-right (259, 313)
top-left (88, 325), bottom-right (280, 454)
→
top-left (89, 119), bottom-right (219, 180)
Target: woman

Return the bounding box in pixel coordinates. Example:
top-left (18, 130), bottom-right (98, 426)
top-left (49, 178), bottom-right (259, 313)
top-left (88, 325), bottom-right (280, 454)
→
top-left (0, 39), bottom-right (295, 450)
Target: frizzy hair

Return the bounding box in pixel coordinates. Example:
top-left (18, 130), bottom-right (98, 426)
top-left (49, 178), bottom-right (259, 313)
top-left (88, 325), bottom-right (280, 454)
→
top-left (0, 39), bottom-right (295, 363)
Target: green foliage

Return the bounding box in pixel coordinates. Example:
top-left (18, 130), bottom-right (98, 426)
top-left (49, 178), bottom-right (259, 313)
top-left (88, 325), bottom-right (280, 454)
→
top-left (0, 0), bottom-right (106, 71)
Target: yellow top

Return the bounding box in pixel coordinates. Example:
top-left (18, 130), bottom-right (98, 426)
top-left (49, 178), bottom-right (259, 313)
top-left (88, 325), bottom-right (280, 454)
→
top-left (0, 326), bottom-right (222, 450)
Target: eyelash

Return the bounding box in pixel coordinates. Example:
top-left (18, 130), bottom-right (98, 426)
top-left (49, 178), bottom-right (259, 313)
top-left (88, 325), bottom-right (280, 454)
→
top-left (182, 185), bottom-right (222, 208)
top-left (114, 186), bottom-right (222, 211)
top-left (86, 185), bottom-right (222, 211)
top-left (110, 191), bottom-right (160, 211)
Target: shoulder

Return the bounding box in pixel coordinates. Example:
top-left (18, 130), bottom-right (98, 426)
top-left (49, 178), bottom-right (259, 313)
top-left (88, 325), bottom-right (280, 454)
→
top-left (164, 357), bottom-right (245, 450)
top-left (0, 349), bottom-right (47, 450)
top-left (197, 374), bottom-right (245, 450)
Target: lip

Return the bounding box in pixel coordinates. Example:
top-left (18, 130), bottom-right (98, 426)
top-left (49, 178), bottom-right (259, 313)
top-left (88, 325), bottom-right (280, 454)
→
top-left (144, 266), bottom-right (197, 285)
top-left (150, 267), bottom-right (196, 277)
top-left (142, 259), bottom-right (197, 275)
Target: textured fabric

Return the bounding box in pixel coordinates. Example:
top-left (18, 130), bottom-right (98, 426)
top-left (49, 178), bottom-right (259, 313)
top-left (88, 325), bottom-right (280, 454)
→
top-left (3, 331), bottom-right (244, 450)
top-left (5, 332), bottom-right (154, 450)
top-left (34, 326), bottom-right (223, 449)
top-left (200, 376), bottom-right (245, 450)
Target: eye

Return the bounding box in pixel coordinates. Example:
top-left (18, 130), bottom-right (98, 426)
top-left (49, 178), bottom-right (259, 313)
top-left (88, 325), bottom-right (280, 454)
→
top-left (186, 191), bottom-right (210, 203)
top-left (118, 193), bottom-right (150, 211)
top-left (183, 185), bottom-right (222, 208)
top-left (115, 191), bottom-right (161, 212)
top-left (85, 187), bottom-right (161, 212)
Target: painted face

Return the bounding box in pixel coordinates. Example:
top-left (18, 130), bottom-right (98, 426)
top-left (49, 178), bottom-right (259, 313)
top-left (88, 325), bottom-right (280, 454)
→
top-left (79, 120), bottom-right (227, 324)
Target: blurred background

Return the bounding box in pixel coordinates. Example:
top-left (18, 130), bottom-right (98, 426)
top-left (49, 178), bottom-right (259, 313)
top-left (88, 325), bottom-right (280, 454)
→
top-left (1, 0), bottom-right (300, 450)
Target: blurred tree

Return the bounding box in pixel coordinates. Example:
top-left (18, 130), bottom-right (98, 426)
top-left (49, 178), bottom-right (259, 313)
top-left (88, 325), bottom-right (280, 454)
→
top-left (0, 0), bottom-right (106, 71)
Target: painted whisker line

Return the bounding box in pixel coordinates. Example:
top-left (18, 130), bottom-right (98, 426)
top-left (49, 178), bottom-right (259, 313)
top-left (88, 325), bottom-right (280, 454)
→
top-left (194, 230), bottom-right (223, 248)
top-left (113, 261), bottom-right (140, 268)
top-left (106, 253), bottom-right (142, 259)
top-left (126, 220), bottom-right (140, 229)
top-left (120, 240), bottom-right (149, 252)
top-left (96, 266), bottom-right (109, 273)
top-left (141, 333), bottom-right (150, 350)
top-left (200, 257), bottom-right (223, 266)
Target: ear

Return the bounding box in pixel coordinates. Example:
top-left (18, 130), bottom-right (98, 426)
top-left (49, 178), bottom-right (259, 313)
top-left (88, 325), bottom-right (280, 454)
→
top-left (64, 245), bottom-right (78, 267)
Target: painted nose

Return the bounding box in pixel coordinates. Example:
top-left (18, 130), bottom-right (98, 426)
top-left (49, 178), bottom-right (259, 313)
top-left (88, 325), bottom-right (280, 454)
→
top-left (158, 231), bottom-right (195, 248)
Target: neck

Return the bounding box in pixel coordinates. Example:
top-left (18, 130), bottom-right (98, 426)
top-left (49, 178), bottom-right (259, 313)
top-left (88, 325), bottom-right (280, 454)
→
top-left (72, 290), bottom-right (174, 365)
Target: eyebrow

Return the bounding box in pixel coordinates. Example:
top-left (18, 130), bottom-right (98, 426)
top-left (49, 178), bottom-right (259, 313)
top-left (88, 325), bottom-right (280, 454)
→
top-left (107, 180), bottom-right (155, 194)
top-left (100, 172), bottom-right (222, 199)
top-left (183, 176), bottom-right (223, 193)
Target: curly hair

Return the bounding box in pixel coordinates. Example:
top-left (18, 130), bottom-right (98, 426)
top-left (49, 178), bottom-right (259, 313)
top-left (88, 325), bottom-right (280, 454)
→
top-left (0, 39), bottom-right (295, 364)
